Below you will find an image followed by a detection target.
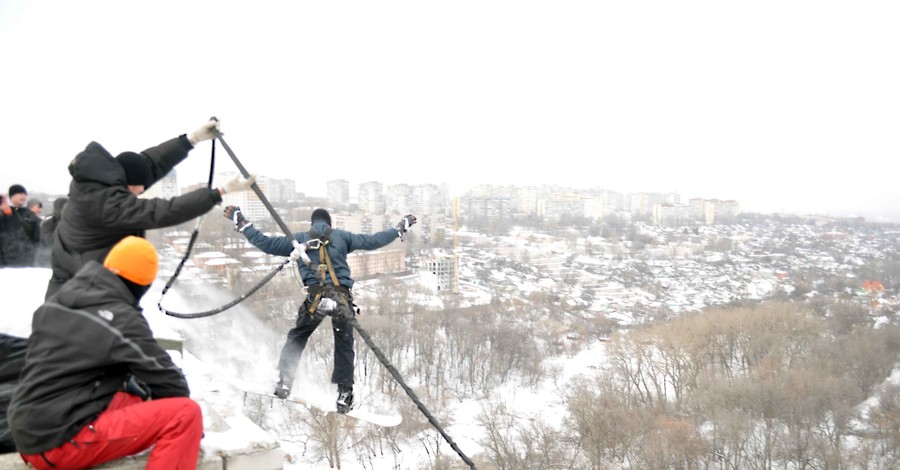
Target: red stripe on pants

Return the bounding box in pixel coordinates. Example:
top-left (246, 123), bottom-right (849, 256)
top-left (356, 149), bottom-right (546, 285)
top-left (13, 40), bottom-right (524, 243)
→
top-left (22, 391), bottom-right (203, 470)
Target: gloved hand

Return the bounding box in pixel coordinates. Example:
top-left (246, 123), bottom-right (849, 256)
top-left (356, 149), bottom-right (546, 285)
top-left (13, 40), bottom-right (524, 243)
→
top-left (396, 214), bottom-right (417, 234)
top-left (224, 205), bottom-right (251, 232)
top-left (189, 119), bottom-right (221, 145)
top-left (124, 374), bottom-right (151, 401)
top-left (221, 174), bottom-right (256, 194)
top-left (290, 239), bottom-right (312, 266)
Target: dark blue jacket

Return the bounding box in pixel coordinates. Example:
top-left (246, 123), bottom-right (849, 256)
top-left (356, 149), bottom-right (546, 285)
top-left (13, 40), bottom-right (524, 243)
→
top-left (242, 220), bottom-right (399, 289)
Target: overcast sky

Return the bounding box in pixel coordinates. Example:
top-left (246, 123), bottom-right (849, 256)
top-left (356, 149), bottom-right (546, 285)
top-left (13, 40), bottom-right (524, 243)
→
top-left (1, 1), bottom-right (898, 220)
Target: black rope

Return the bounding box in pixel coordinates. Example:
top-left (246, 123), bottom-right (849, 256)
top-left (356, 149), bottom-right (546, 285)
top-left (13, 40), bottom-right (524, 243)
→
top-left (351, 319), bottom-right (477, 469)
top-left (158, 121), bottom-right (292, 319)
top-left (162, 125), bottom-right (476, 467)
top-left (160, 259), bottom-right (291, 319)
top-left (211, 129), bottom-right (295, 238)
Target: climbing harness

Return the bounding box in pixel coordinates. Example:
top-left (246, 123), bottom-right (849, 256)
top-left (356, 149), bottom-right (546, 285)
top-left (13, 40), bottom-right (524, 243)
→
top-left (303, 228), bottom-right (355, 320)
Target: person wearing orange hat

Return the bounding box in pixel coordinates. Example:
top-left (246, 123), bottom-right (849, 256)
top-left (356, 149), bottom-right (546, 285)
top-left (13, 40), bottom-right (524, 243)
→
top-left (8, 236), bottom-right (203, 469)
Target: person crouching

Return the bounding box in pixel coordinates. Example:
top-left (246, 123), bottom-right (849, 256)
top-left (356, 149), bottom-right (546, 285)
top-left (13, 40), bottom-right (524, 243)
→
top-left (7, 236), bottom-right (203, 470)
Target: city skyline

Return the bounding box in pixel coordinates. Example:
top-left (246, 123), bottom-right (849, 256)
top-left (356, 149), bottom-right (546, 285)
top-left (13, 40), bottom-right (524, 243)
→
top-left (1, 1), bottom-right (897, 222)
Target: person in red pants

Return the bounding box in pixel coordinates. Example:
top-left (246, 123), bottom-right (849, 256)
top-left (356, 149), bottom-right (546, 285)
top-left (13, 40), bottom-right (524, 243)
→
top-left (7, 236), bottom-right (203, 469)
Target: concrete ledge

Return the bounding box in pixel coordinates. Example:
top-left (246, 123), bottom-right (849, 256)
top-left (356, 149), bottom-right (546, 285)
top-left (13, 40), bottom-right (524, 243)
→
top-left (0, 400), bottom-right (285, 470)
top-left (0, 446), bottom-right (281, 469)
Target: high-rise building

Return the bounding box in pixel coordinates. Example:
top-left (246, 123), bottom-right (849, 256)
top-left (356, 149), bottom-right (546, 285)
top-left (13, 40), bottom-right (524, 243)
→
top-left (628, 192), bottom-right (679, 215)
top-left (327, 179), bottom-right (350, 207)
top-left (142, 169), bottom-right (180, 199)
top-left (358, 181), bottom-right (385, 215)
top-left (412, 184), bottom-right (445, 216)
top-left (386, 184), bottom-right (413, 214)
top-left (220, 172), bottom-right (267, 222)
top-left (419, 251), bottom-right (458, 293)
top-left (262, 177), bottom-right (298, 203)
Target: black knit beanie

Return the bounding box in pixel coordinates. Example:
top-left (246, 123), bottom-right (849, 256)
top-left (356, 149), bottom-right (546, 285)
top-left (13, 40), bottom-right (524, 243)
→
top-left (8, 184), bottom-right (26, 198)
top-left (311, 208), bottom-right (332, 226)
top-left (115, 152), bottom-right (153, 186)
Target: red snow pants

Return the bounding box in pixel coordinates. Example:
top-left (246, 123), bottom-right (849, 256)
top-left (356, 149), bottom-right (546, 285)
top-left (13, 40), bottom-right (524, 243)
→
top-left (20, 391), bottom-right (203, 470)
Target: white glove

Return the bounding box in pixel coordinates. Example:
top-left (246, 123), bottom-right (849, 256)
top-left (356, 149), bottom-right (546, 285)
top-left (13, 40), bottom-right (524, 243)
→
top-left (189, 120), bottom-right (221, 145)
top-left (221, 174), bottom-right (256, 194)
top-left (317, 297), bottom-right (337, 313)
top-left (290, 239), bottom-right (311, 265)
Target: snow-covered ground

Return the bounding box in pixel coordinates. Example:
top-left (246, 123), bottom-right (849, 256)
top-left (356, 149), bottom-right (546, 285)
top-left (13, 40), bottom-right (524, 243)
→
top-left (4, 266), bottom-right (603, 468)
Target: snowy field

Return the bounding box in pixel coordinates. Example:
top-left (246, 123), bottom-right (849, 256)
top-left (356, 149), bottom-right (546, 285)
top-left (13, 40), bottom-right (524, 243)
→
top-left (2, 266), bottom-right (607, 468)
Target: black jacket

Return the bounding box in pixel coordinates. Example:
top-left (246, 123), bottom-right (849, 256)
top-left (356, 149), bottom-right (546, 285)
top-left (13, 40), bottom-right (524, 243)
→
top-left (46, 136), bottom-right (222, 299)
top-left (8, 262), bottom-right (190, 454)
top-left (0, 207), bottom-right (40, 266)
top-left (0, 333), bottom-right (27, 453)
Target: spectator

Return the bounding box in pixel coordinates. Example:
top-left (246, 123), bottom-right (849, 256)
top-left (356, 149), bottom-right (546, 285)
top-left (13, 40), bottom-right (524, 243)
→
top-left (45, 119), bottom-right (256, 299)
top-left (27, 199), bottom-right (43, 219)
top-left (8, 236), bottom-right (203, 469)
top-left (0, 185), bottom-right (40, 267)
top-left (34, 198), bottom-right (67, 268)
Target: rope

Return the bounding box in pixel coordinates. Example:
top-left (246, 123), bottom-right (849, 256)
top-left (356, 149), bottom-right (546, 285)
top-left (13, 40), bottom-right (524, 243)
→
top-left (350, 319), bottom-right (477, 469)
top-left (160, 259), bottom-right (291, 319)
top-left (158, 121), bottom-right (294, 319)
top-left (161, 124), bottom-right (476, 467)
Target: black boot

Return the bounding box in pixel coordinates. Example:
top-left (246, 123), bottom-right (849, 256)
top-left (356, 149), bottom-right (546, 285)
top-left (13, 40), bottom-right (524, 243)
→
top-left (274, 377), bottom-right (292, 399)
top-left (336, 384), bottom-right (354, 414)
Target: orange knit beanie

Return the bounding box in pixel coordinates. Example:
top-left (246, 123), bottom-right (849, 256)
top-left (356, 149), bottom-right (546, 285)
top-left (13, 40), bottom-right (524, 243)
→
top-left (103, 236), bottom-right (159, 286)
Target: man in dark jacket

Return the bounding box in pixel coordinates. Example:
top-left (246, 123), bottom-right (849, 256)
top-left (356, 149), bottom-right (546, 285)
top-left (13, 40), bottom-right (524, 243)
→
top-left (34, 197), bottom-right (67, 268)
top-left (8, 236), bottom-right (203, 469)
top-left (0, 185), bottom-right (41, 266)
top-left (224, 206), bottom-right (416, 412)
top-left (45, 119), bottom-right (256, 299)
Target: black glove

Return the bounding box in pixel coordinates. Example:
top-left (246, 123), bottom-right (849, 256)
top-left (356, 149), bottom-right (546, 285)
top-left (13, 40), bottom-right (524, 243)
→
top-left (124, 374), bottom-right (151, 401)
top-left (396, 214), bottom-right (417, 234)
top-left (224, 205), bottom-right (251, 232)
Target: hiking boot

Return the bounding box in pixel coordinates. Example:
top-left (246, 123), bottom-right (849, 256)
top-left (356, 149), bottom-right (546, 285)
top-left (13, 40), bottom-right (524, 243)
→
top-left (336, 384), bottom-right (354, 414)
top-left (274, 379), bottom-right (291, 399)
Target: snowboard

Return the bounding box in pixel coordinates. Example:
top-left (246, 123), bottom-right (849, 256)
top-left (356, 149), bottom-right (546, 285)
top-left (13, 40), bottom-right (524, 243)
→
top-left (236, 386), bottom-right (402, 428)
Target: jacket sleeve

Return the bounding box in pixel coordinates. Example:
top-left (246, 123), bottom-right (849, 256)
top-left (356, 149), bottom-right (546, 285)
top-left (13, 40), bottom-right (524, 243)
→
top-left (101, 187), bottom-right (223, 231)
top-left (110, 309), bottom-right (190, 398)
top-left (345, 228), bottom-right (400, 253)
top-left (141, 136), bottom-right (194, 190)
top-left (242, 225), bottom-right (306, 257)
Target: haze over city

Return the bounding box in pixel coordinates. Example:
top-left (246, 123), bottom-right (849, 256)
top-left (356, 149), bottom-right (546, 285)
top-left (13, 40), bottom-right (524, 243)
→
top-left (1, 1), bottom-right (898, 221)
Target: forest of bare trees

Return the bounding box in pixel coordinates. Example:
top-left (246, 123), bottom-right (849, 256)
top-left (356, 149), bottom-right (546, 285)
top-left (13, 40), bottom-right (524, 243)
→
top-left (222, 282), bottom-right (900, 469)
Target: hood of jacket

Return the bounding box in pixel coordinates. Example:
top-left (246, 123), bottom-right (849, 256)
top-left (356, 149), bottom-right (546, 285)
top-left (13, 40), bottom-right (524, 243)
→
top-left (68, 141), bottom-right (128, 187)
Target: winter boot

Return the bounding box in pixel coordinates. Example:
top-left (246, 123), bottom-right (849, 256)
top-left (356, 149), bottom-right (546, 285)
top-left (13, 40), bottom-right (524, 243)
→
top-left (336, 384), bottom-right (354, 414)
top-left (274, 377), bottom-right (292, 399)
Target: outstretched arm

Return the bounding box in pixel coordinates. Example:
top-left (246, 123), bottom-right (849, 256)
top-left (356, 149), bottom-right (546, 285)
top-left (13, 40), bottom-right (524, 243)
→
top-left (225, 205), bottom-right (302, 256)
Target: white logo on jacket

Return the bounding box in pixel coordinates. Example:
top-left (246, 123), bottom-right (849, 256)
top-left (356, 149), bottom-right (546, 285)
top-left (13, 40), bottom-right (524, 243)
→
top-left (98, 309), bottom-right (114, 321)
